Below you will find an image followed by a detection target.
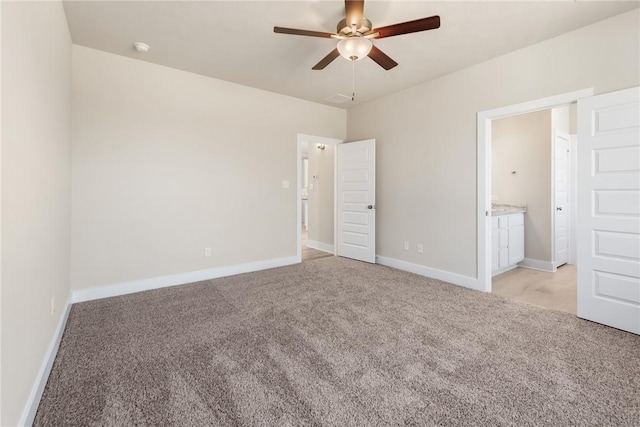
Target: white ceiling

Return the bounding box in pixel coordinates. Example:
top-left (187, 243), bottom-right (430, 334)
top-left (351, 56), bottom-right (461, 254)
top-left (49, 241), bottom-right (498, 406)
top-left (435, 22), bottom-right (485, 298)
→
top-left (62, 1), bottom-right (638, 108)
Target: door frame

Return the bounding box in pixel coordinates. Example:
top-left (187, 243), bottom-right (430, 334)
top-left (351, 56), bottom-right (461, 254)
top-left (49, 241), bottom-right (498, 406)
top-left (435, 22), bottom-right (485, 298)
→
top-left (296, 134), bottom-right (343, 262)
top-left (553, 129), bottom-right (571, 268)
top-left (477, 88), bottom-right (593, 292)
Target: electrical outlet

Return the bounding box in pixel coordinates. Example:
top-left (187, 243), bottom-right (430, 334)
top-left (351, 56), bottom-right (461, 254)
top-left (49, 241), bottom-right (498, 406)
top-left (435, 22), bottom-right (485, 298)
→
top-left (51, 297), bottom-right (55, 316)
top-left (282, 180), bottom-right (290, 189)
top-left (403, 242), bottom-right (409, 251)
top-left (417, 244), bottom-right (424, 254)
top-left (205, 247), bottom-right (211, 257)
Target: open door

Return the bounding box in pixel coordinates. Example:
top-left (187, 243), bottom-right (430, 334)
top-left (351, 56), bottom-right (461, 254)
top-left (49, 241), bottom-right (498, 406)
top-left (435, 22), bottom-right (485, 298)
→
top-left (577, 86), bottom-right (640, 334)
top-left (336, 139), bottom-right (376, 263)
top-left (554, 130), bottom-right (570, 268)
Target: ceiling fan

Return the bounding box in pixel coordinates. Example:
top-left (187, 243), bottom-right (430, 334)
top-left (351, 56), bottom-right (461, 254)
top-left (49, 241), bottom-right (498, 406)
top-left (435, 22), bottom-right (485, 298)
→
top-left (274, 0), bottom-right (440, 71)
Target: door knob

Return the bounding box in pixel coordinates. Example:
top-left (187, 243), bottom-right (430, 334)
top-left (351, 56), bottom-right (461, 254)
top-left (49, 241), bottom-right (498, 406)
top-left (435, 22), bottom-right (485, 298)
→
top-left (367, 205), bottom-right (374, 210)
top-left (556, 207), bottom-right (563, 211)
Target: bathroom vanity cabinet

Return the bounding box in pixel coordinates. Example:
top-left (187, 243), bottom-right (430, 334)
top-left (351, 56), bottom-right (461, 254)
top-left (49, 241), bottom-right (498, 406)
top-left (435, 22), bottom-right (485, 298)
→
top-left (491, 212), bottom-right (524, 276)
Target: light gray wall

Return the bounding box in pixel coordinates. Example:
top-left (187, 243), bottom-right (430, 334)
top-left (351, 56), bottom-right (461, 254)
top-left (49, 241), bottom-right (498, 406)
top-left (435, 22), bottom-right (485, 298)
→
top-left (308, 144), bottom-right (335, 247)
top-left (492, 110), bottom-right (552, 262)
top-left (1, 2), bottom-right (72, 425)
top-left (347, 10), bottom-right (639, 278)
top-left (71, 45), bottom-right (346, 291)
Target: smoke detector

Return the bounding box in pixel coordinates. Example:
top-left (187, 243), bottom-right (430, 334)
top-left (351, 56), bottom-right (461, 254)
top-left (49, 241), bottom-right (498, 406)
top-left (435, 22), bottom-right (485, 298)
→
top-left (133, 42), bottom-right (150, 53)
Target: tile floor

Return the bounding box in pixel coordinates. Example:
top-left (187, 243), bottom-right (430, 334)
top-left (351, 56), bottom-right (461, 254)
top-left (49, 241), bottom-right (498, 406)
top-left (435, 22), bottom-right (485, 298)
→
top-left (492, 264), bottom-right (577, 314)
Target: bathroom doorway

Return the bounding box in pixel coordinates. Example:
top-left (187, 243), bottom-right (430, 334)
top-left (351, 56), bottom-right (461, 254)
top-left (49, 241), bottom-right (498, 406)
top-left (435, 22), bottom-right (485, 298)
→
top-left (489, 106), bottom-right (578, 313)
top-left (477, 88), bottom-right (593, 312)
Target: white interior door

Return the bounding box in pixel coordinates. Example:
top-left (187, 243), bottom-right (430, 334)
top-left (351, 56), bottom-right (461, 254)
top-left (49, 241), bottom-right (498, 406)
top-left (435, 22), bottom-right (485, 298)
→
top-left (554, 130), bottom-right (570, 267)
top-left (569, 134), bottom-right (578, 264)
top-left (577, 86), bottom-right (640, 335)
top-left (337, 139), bottom-right (376, 263)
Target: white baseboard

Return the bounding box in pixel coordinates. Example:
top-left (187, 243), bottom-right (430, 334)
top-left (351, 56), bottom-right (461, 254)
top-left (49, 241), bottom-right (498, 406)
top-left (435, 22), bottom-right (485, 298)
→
top-left (375, 255), bottom-right (483, 292)
top-left (518, 258), bottom-right (556, 273)
top-left (491, 264), bottom-right (519, 277)
top-left (305, 240), bottom-right (334, 254)
top-left (19, 293), bottom-right (73, 427)
top-left (71, 256), bottom-right (299, 303)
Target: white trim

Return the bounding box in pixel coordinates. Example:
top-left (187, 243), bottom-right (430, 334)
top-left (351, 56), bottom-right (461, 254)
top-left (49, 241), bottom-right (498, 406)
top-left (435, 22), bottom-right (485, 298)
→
top-left (72, 256), bottom-right (298, 303)
top-left (477, 88), bottom-right (593, 293)
top-left (491, 264), bottom-right (519, 277)
top-left (305, 240), bottom-right (334, 254)
top-left (19, 294), bottom-right (73, 427)
top-left (518, 258), bottom-right (557, 273)
top-left (376, 255), bottom-right (483, 292)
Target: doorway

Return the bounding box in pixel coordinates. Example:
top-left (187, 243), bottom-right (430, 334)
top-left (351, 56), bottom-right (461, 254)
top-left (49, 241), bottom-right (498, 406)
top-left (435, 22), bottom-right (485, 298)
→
top-left (488, 106), bottom-right (578, 313)
top-left (296, 134), bottom-right (342, 262)
top-left (479, 86), bottom-right (640, 333)
top-left (477, 88), bottom-right (594, 294)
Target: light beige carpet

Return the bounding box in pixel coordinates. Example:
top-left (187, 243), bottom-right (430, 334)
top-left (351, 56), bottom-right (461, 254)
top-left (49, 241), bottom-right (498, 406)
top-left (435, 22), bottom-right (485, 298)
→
top-left (36, 257), bottom-right (639, 425)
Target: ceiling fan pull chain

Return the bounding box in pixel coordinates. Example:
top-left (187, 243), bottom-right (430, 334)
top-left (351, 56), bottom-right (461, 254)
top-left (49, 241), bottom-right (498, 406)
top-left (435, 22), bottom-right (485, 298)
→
top-left (352, 59), bottom-right (356, 101)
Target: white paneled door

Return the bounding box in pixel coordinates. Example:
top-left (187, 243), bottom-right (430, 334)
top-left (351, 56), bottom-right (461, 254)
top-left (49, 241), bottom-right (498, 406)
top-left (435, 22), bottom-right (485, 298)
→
top-left (577, 86), bottom-right (640, 334)
top-left (554, 130), bottom-right (570, 267)
top-left (337, 139), bottom-right (376, 263)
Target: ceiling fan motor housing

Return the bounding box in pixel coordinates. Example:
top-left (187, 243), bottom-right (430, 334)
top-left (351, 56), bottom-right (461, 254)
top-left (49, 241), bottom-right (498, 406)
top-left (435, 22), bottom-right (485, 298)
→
top-left (337, 17), bottom-right (372, 36)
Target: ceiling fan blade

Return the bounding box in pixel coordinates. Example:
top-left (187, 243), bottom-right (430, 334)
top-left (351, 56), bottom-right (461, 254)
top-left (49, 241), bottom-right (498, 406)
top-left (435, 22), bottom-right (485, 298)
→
top-left (274, 27), bottom-right (335, 38)
top-left (368, 45), bottom-right (398, 70)
top-left (312, 49), bottom-right (341, 70)
top-left (345, 0), bottom-right (365, 28)
top-left (373, 15), bottom-right (440, 39)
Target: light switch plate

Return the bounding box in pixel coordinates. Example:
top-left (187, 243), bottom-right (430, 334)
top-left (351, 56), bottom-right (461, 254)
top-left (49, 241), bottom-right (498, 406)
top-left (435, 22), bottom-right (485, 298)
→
top-left (282, 180), bottom-right (289, 189)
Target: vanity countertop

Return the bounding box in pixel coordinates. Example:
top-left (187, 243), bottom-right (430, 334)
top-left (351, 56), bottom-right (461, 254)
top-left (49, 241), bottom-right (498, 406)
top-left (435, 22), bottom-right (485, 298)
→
top-left (491, 203), bottom-right (527, 216)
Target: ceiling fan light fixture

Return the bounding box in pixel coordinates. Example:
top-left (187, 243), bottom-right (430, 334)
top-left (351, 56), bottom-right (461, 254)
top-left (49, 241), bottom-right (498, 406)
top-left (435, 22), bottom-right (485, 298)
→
top-left (337, 37), bottom-right (372, 61)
